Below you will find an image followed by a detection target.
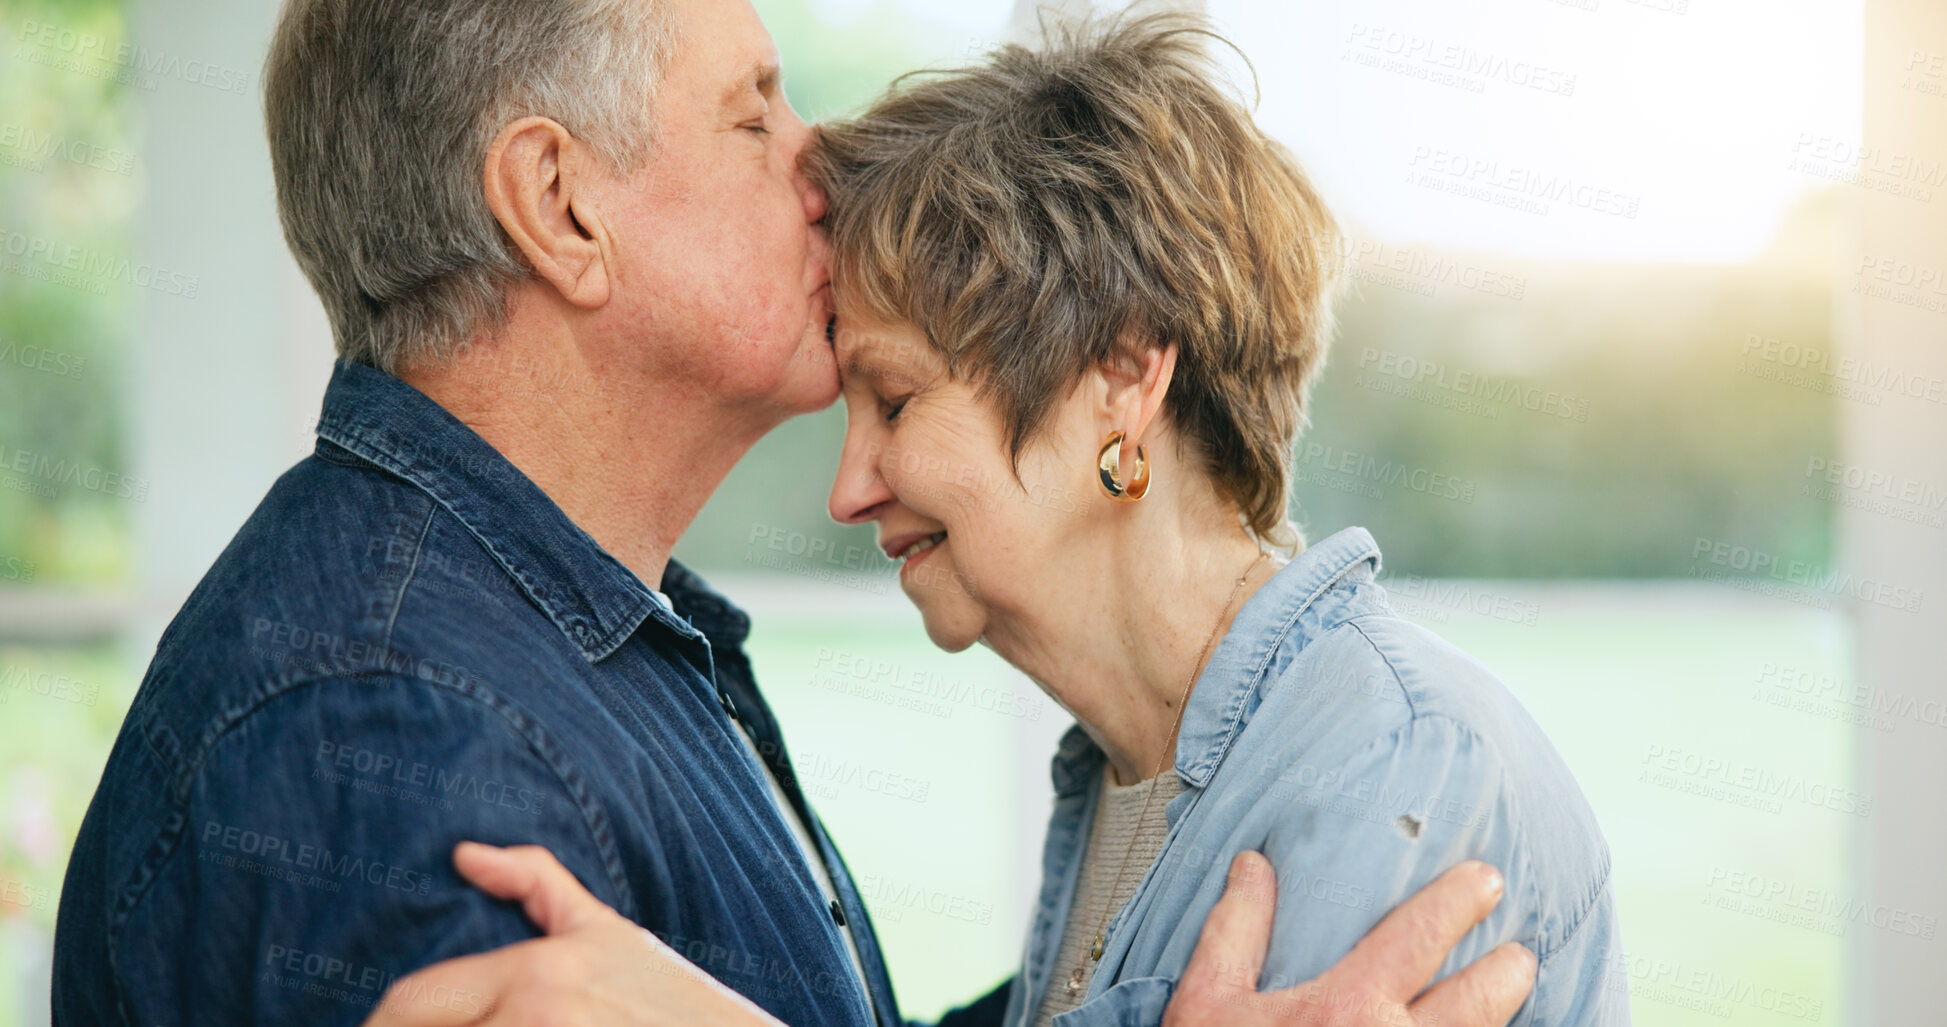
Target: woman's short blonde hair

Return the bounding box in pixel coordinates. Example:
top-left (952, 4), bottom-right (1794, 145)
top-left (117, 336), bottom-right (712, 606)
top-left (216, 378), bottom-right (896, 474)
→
top-left (806, 11), bottom-right (1341, 548)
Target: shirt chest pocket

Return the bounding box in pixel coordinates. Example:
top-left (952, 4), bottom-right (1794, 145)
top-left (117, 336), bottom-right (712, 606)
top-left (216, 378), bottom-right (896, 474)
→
top-left (1051, 975), bottom-right (1174, 1027)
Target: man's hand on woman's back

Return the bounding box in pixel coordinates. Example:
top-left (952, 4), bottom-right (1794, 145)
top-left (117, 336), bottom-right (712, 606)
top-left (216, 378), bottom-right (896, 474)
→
top-left (1165, 852), bottom-right (1536, 1026)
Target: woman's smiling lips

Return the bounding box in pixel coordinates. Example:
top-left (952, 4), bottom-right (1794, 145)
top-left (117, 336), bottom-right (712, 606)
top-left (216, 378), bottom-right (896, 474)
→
top-left (882, 530), bottom-right (948, 575)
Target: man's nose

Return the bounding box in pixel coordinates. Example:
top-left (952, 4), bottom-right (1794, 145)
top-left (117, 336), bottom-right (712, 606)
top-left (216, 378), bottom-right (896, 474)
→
top-left (781, 110), bottom-right (829, 224)
top-left (800, 168), bottom-right (829, 224)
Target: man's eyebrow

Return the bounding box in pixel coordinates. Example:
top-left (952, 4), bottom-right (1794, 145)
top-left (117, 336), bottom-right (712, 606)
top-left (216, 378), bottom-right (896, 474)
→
top-left (721, 61), bottom-right (781, 109)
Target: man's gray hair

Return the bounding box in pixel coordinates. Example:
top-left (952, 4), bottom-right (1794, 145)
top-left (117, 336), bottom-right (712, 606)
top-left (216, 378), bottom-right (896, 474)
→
top-left (265, 0), bottom-right (674, 374)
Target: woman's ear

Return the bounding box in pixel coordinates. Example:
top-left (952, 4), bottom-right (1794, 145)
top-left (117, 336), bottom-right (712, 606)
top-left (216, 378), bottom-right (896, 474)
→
top-left (1101, 334), bottom-right (1179, 450)
top-left (483, 116), bottom-right (612, 309)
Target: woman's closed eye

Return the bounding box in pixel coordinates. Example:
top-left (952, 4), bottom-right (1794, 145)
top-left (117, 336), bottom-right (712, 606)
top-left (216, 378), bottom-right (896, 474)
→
top-left (881, 396), bottom-right (909, 423)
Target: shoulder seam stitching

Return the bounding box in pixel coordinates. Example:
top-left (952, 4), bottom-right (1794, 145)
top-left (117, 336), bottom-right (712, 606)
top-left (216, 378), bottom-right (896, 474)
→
top-left (1343, 620), bottom-right (1602, 963)
top-left (106, 673), bottom-right (639, 983)
top-left (382, 504), bottom-right (439, 640)
top-left (1193, 553), bottom-right (1379, 779)
top-left (1537, 851), bottom-right (1614, 970)
top-left (1343, 617), bottom-right (1422, 719)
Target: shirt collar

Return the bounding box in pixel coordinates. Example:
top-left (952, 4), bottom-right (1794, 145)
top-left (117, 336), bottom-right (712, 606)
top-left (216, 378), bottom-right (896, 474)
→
top-left (1045, 527), bottom-right (1385, 796)
top-left (1173, 527), bottom-right (1383, 787)
top-left (660, 559), bottom-right (753, 651)
top-left (314, 359), bottom-right (719, 661)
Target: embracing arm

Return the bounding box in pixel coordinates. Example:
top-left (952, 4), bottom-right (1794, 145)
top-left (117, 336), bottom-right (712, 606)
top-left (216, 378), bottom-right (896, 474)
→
top-left (363, 845), bottom-right (1532, 1027)
top-left (359, 844), bottom-right (1018, 1027)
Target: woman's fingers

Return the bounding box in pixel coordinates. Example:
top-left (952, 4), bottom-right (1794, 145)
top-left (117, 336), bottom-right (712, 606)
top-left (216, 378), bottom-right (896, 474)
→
top-left (1321, 861), bottom-right (1509, 1001)
top-left (452, 841), bottom-right (607, 935)
top-left (1410, 941), bottom-right (1537, 1025)
top-left (1173, 851), bottom-right (1279, 1003)
top-left (363, 843), bottom-right (788, 1027)
top-left (361, 947), bottom-right (513, 1026)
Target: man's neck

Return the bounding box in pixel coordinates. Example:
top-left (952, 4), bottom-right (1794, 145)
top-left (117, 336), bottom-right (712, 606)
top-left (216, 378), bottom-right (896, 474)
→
top-left (402, 337), bottom-right (775, 592)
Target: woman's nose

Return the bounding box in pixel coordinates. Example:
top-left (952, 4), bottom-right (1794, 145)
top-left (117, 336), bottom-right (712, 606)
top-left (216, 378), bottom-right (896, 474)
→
top-left (829, 425), bottom-right (895, 526)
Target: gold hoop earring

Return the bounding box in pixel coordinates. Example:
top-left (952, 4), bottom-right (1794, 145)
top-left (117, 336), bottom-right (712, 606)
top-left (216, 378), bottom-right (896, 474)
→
top-left (1097, 432), bottom-right (1150, 502)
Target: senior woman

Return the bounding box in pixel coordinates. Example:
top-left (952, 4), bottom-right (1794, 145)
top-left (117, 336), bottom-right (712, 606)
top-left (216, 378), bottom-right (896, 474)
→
top-left (802, 15), bottom-right (1624, 1025)
top-left (368, 14), bottom-right (1617, 1027)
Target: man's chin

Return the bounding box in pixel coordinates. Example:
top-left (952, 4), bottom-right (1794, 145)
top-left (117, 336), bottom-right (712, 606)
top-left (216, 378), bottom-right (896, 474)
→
top-left (773, 359), bottom-right (842, 417)
top-left (770, 387), bottom-right (837, 424)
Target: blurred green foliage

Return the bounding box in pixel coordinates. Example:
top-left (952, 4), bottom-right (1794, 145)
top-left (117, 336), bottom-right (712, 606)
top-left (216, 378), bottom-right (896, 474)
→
top-left (0, 7), bottom-right (136, 1020)
top-left (0, 0), bottom-right (137, 589)
top-left (1296, 254), bottom-right (1837, 577)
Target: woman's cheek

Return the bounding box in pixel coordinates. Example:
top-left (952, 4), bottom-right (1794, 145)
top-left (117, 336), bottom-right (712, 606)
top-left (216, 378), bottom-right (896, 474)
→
top-left (909, 541), bottom-right (982, 606)
top-left (907, 552), bottom-right (988, 653)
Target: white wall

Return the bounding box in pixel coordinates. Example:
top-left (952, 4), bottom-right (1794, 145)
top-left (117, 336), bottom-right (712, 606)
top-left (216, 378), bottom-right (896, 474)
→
top-left (127, 0), bottom-right (335, 653)
top-left (1847, 0), bottom-right (1947, 1020)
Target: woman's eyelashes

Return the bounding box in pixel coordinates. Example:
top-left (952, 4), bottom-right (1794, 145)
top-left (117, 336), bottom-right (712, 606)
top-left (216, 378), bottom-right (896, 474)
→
top-left (882, 394), bottom-right (909, 423)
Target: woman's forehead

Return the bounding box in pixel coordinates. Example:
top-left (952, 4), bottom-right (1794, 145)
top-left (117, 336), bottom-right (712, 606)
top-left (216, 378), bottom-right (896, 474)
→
top-left (835, 313), bottom-right (940, 375)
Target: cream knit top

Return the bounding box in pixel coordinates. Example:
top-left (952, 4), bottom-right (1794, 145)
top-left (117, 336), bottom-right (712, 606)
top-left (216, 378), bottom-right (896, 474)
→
top-left (1031, 768), bottom-right (1186, 1026)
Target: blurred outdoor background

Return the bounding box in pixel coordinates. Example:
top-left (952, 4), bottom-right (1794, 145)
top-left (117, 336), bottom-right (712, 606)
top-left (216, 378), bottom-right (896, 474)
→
top-left (2, 0), bottom-right (1943, 1023)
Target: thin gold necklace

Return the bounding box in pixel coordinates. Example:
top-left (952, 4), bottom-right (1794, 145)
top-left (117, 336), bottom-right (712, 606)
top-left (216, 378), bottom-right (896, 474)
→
top-left (1064, 549), bottom-right (1268, 998)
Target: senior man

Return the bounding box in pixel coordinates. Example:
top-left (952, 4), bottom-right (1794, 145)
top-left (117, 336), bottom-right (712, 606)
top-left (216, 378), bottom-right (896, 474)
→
top-left (52, 0), bottom-right (1535, 1024)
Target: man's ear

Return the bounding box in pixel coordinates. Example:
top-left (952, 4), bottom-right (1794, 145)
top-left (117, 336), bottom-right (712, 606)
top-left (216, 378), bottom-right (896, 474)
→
top-left (1100, 334), bottom-right (1179, 450)
top-left (483, 117), bottom-right (611, 309)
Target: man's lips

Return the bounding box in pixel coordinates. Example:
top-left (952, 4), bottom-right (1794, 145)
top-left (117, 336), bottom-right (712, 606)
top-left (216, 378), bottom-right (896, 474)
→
top-left (812, 281), bottom-right (836, 341)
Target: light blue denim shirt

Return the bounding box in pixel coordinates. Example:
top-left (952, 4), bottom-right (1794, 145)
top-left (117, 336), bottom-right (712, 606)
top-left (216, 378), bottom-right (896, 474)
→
top-left (1002, 528), bottom-right (1628, 1027)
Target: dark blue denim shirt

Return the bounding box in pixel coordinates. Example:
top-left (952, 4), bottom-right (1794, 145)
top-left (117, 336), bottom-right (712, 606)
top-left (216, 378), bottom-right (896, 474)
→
top-left (53, 360), bottom-right (1009, 1026)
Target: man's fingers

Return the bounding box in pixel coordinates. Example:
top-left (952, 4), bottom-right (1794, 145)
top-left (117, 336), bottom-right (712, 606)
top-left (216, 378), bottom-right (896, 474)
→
top-left (1324, 860), bottom-right (1506, 1000)
top-left (1410, 941), bottom-right (1537, 1026)
top-left (1176, 851), bottom-right (1278, 998)
top-left (452, 842), bottom-right (606, 935)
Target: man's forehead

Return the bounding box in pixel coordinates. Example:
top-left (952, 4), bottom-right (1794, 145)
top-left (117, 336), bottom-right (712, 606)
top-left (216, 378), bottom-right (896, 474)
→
top-left (671, 0), bottom-right (780, 103)
top-left (718, 57), bottom-right (781, 107)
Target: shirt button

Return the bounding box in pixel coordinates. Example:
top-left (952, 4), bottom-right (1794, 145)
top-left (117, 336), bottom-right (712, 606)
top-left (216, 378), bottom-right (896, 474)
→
top-left (829, 899), bottom-right (847, 927)
top-left (718, 690), bottom-right (740, 721)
